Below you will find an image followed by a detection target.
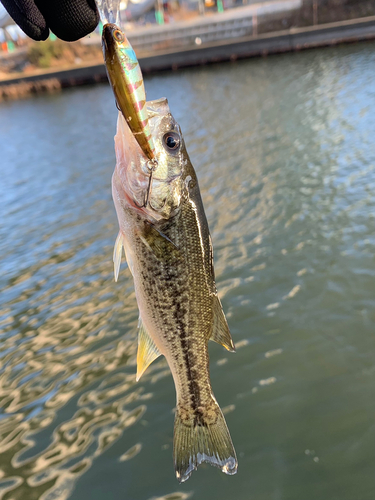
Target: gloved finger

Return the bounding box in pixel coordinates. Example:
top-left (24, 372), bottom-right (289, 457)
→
top-left (35, 0), bottom-right (99, 42)
top-left (1, 0), bottom-right (49, 41)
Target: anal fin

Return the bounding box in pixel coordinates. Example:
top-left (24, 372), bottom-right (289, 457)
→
top-left (209, 295), bottom-right (236, 352)
top-left (136, 319), bottom-right (162, 381)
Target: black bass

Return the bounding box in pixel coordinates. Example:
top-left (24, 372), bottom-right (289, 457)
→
top-left (112, 98), bottom-right (238, 482)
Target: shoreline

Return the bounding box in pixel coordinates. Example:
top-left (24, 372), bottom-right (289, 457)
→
top-left (1, 14), bottom-right (375, 100)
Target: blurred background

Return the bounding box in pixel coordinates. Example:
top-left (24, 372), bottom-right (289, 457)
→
top-left (1, 1), bottom-right (375, 500)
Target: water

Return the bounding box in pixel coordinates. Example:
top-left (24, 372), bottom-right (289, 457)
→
top-left (1, 41), bottom-right (375, 500)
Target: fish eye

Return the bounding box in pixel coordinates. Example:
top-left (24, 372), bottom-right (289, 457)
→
top-left (189, 178), bottom-right (196, 189)
top-left (163, 132), bottom-right (180, 151)
top-left (113, 29), bottom-right (124, 43)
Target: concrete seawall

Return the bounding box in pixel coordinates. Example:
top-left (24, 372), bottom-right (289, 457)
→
top-left (1, 14), bottom-right (375, 97)
top-left (138, 15), bottom-right (375, 71)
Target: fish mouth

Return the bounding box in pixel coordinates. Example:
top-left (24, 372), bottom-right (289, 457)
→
top-left (118, 97), bottom-right (170, 160)
top-left (114, 97), bottom-right (171, 210)
top-left (146, 97), bottom-right (170, 120)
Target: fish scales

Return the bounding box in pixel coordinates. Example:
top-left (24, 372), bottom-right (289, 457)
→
top-left (134, 201), bottom-right (214, 421)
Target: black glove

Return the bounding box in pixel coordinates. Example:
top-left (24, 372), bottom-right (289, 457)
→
top-left (1, 0), bottom-right (100, 42)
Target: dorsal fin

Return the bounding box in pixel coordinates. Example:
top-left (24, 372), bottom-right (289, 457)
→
top-left (136, 319), bottom-right (162, 381)
top-left (113, 231), bottom-right (124, 282)
top-left (209, 296), bottom-right (235, 352)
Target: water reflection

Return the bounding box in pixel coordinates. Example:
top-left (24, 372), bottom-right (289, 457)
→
top-left (147, 492), bottom-right (192, 500)
top-left (1, 40), bottom-right (375, 500)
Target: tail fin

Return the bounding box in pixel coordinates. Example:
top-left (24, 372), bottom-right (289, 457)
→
top-left (173, 399), bottom-right (237, 483)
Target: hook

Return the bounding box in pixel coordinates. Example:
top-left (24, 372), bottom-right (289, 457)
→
top-left (134, 159), bottom-right (158, 209)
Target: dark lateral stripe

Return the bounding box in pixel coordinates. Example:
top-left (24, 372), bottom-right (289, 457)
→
top-left (141, 228), bottom-right (204, 421)
top-left (173, 297), bottom-right (202, 419)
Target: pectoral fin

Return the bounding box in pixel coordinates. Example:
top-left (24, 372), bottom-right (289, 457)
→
top-left (209, 296), bottom-right (236, 352)
top-left (139, 222), bottom-right (180, 261)
top-left (113, 231), bottom-right (124, 282)
top-left (136, 319), bottom-right (162, 381)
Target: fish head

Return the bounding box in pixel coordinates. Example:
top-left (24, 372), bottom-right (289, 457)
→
top-left (114, 97), bottom-right (187, 221)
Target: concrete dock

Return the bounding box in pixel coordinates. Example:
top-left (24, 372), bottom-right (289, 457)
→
top-left (137, 14), bottom-right (375, 72)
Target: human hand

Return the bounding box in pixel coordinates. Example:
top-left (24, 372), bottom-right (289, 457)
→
top-left (1, 0), bottom-right (100, 42)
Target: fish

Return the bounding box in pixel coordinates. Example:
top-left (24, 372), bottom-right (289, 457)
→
top-left (102, 23), bottom-right (156, 161)
top-left (111, 96), bottom-right (238, 482)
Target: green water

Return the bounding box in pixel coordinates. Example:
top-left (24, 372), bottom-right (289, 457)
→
top-left (1, 41), bottom-right (375, 500)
